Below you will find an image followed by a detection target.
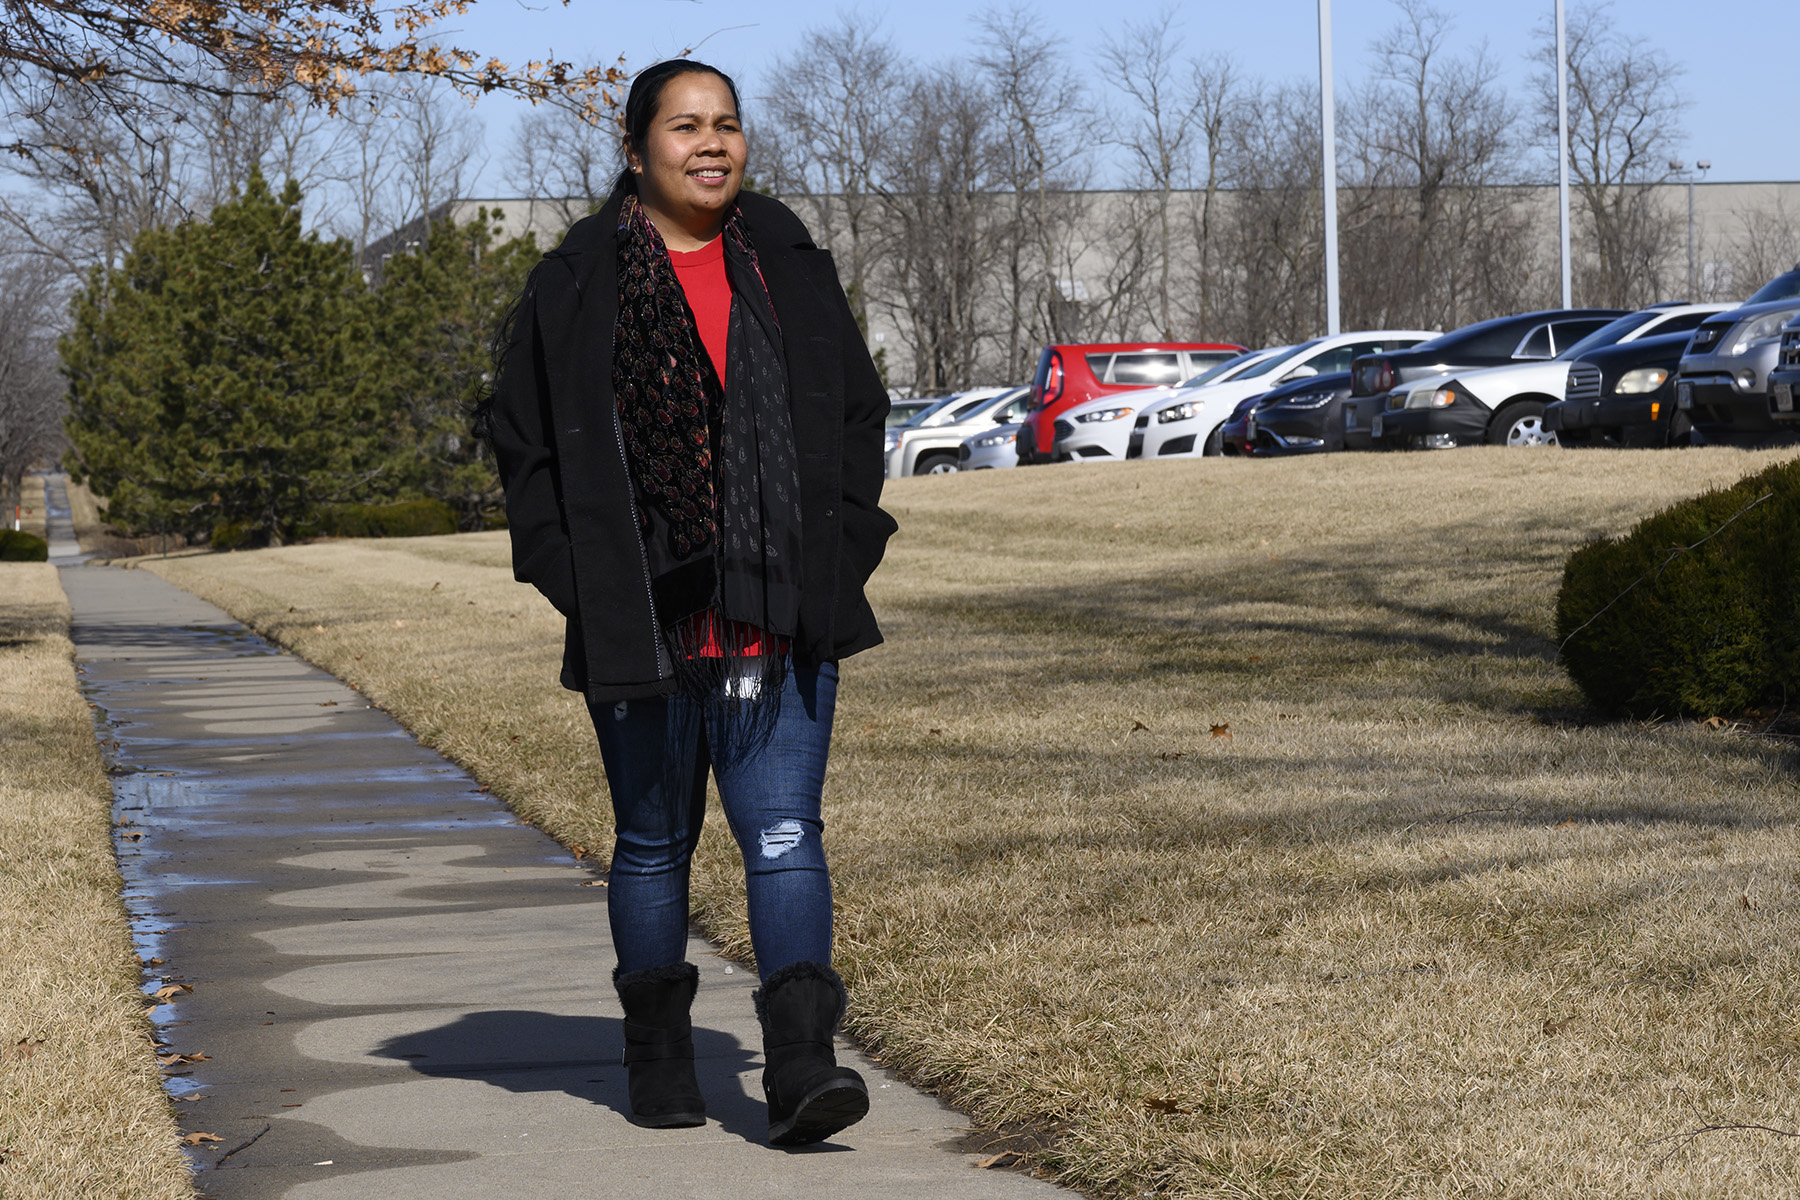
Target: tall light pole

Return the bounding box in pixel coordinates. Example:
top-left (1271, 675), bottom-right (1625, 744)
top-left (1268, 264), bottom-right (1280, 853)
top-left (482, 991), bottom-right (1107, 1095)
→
top-left (1319, 0), bottom-right (1340, 335)
top-left (1555, 0), bottom-right (1572, 308)
top-left (1670, 159), bottom-right (1712, 299)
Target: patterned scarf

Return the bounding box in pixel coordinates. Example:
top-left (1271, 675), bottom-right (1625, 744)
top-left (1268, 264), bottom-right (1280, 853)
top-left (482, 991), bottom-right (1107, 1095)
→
top-left (612, 193), bottom-right (804, 701)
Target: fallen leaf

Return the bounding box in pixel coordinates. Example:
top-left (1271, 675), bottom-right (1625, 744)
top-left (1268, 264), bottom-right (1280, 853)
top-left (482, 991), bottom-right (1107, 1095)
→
top-left (1740, 892), bottom-right (1758, 911)
top-left (394, 619), bottom-right (406, 628)
top-left (1157, 751), bottom-right (1186, 761)
top-left (974, 1151), bottom-right (1019, 1169)
top-left (928, 728), bottom-right (943, 736)
top-left (1144, 1096), bottom-right (1191, 1115)
top-left (312, 624), bottom-right (325, 633)
top-left (316, 700), bottom-right (337, 707)
top-left (158, 1051), bottom-right (210, 1066)
top-left (139, 957), bottom-right (165, 967)
top-left (153, 984), bottom-right (193, 1002)
top-left (286, 606), bottom-right (296, 613)
top-left (1702, 715), bottom-right (1726, 730)
top-left (571, 845), bottom-right (586, 860)
top-left (3, 1038), bottom-right (44, 1062)
top-left (1555, 817), bottom-right (1576, 827)
top-left (1542, 1017), bottom-right (1575, 1036)
top-left (1247, 655), bottom-right (1263, 662)
top-left (430, 581), bottom-right (440, 590)
top-left (1210, 723), bottom-right (1233, 740)
top-left (1130, 720), bottom-right (1151, 733)
top-left (579, 879), bottom-right (609, 888)
top-left (120, 831), bottom-right (145, 841)
top-left (182, 1132), bottom-right (223, 1146)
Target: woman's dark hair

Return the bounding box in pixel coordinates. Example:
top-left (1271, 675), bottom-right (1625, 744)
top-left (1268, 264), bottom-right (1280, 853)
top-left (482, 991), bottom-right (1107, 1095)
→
top-left (615, 59), bottom-right (743, 195)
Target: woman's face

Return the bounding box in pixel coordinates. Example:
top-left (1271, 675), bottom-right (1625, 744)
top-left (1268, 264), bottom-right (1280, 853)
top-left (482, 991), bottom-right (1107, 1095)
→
top-left (627, 73), bottom-right (747, 241)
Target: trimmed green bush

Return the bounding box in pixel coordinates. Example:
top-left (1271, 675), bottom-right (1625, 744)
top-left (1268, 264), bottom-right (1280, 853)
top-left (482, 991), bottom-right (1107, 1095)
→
top-left (211, 521), bottom-right (252, 551)
top-left (313, 499), bottom-right (458, 539)
top-left (1556, 456), bottom-right (1800, 717)
top-left (0, 530), bottom-right (50, 562)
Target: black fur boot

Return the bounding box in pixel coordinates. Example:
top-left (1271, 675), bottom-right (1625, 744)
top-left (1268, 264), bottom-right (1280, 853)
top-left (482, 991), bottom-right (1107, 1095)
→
top-left (612, 962), bottom-right (706, 1128)
top-left (752, 961), bottom-right (870, 1145)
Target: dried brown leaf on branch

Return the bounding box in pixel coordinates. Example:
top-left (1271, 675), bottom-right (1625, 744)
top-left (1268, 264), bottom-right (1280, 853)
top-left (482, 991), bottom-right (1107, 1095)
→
top-left (0, 0), bottom-right (629, 149)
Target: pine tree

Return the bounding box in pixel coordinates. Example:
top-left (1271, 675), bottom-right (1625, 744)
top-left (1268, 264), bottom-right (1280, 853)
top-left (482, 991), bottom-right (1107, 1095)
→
top-left (369, 208), bottom-right (537, 529)
top-left (62, 171), bottom-right (381, 545)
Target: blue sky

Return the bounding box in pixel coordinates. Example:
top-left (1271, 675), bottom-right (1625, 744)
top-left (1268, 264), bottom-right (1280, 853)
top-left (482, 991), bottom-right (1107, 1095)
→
top-left (438, 0), bottom-right (1797, 192)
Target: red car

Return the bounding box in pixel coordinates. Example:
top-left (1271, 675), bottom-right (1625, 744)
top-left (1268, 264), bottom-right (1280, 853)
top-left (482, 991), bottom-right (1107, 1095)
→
top-left (1016, 341), bottom-right (1245, 464)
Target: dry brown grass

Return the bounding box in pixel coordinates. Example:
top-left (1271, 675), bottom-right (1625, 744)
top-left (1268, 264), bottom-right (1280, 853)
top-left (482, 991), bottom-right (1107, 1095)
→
top-left (0, 564), bottom-right (193, 1199)
top-left (144, 446), bottom-right (1800, 1198)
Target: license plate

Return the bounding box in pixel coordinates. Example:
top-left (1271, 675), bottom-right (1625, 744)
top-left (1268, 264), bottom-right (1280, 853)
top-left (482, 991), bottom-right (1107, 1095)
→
top-left (1676, 380), bottom-right (1693, 409)
top-left (1776, 382), bottom-right (1795, 413)
top-left (1371, 415), bottom-right (1384, 438)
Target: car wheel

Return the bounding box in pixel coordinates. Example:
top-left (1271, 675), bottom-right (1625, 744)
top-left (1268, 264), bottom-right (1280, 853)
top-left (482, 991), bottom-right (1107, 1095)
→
top-left (1668, 411), bottom-right (1692, 447)
top-left (1489, 402), bottom-right (1556, 447)
top-left (916, 452), bottom-right (959, 475)
top-left (1202, 424), bottom-right (1225, 456)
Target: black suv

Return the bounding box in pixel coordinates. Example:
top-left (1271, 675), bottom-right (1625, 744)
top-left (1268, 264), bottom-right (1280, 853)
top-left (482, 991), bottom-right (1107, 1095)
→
top-left (1345, 309), bottom-right (1624, 449)
top-left (1547, 330), bottom-right (1693, 447)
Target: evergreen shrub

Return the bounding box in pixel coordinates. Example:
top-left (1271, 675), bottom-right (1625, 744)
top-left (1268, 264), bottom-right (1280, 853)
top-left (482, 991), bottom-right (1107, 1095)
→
top-left (0, 530), bottom-right (50, 561)
top-left (313, 499), bottom-right (457, 539)
top-left (1556, 456), bottom-right (1800, 717)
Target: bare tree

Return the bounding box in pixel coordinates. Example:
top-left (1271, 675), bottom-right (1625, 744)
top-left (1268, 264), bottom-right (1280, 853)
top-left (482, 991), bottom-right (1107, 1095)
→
top-left (1533, 3), bottom-right (1687, 308)
top-left (763, 15), bottom-right (905, 337)
top-left (389, 83), bottom-right (487, 230)
top-left (973, 4), bottom-right (1095, 372)
top-left (1339, 0), bottom-right (1533, 330)
top-left (1098, 9), bottom-right (1208, 340)
top-left (0, 234), bottom-right (65, 520)
top-left (1723, 199), bottom-right (1800, 298)
top-left (506, 100), bottom-right (619, 232)
top-left (873, 67), bottom-right (1006, 391)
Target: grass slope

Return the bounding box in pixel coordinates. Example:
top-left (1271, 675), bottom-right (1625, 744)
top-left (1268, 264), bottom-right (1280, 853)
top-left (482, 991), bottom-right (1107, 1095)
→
top-left (146, 446), bottom-right (1800, 1198)
top-left (0, 564), bottom-right (192, 1199)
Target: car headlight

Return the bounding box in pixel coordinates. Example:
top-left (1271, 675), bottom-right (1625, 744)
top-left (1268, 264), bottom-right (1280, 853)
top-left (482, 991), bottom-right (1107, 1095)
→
top-left (1730, 312), bottom-right (1792, 356)
top-left (1612, 367), bottom-right (1668, 395)
top-left (972, 431), bottom-right (1015, 448)
top-left (883, 431), bottom-right (902, 451)
top-left (1074, 407), bottom-right (1134, 423)
top-left (1272, 390), bottom-right (1334, 409)
top-left (1156, 402), bottom-right (1203, 424)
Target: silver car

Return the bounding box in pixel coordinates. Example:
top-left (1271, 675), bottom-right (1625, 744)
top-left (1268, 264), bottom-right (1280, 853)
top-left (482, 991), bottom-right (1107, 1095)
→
top-left (1676, 265), bottom-right (1800, 444)
top-left (885, 387), bottom-right (1031, 477)
top-left (958, 421), bottom-right (1024, 469)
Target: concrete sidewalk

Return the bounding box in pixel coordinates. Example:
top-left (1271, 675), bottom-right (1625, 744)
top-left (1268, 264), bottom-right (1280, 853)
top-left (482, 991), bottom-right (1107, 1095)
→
top-left (64, 563), bottom-right (1059, 1199)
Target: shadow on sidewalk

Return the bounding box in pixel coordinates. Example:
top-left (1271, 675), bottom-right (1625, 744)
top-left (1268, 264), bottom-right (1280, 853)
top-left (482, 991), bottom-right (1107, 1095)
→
top-left (374, 1009), bottom-right (782, 1144)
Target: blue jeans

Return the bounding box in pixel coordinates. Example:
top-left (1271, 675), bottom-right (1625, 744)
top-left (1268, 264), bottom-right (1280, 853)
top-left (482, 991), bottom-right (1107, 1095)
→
top-left (590, 660), bottom-right (837, 980)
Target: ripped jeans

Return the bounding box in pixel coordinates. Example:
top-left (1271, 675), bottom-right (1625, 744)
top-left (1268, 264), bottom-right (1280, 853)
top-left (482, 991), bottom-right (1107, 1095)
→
top-left (588, 660), bottom-right (837, 980)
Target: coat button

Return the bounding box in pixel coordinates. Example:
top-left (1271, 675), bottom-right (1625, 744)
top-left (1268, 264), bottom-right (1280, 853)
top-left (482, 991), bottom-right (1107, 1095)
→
top-left (823, 508), bottom-right (834, 517)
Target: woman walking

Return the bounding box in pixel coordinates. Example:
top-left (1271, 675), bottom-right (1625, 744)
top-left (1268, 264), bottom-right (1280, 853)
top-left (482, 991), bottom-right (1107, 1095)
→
top-left (482, 60), bottom-right (896, 1146)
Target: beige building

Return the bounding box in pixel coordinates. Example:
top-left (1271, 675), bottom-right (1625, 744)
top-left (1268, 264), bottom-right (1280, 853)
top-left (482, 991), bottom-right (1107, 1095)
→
top-left (370, 182), bottom-right (1800, 389)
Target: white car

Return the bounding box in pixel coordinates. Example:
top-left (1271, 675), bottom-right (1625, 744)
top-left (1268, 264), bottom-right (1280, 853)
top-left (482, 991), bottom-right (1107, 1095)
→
top-left (1433, 303), bottom-right (1733, 445)
top-left (885, 387), bottom-right (1030, 477)
top-left (958, 421), bottom-right (1024, 469)
top-left (1136, 331), bottom-right (1439, 459)
top-left (1050, 348), bottom-right (1285, 462)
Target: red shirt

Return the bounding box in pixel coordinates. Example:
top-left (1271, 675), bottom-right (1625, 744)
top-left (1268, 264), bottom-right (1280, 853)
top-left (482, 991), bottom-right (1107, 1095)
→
top-left (668, 237), bottom-right (731, 382)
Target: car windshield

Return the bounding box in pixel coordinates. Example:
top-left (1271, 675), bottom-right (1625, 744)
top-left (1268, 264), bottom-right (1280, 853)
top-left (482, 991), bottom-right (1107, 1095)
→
top-left (1556, 310), bottom-right (1660, 360)
top-left (901, 395), bottom-right (960, 426)
top-left (1178, 350), bottom-right (1265, 388)
top-left (1746, 269), bottom-right (1800, 305)
top-left (1236, 340), bottom-right (1322, 380)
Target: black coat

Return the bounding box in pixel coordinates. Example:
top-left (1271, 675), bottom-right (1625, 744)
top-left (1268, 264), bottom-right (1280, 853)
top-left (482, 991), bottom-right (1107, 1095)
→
top-left (487, 189), bottom-right (898, 701)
